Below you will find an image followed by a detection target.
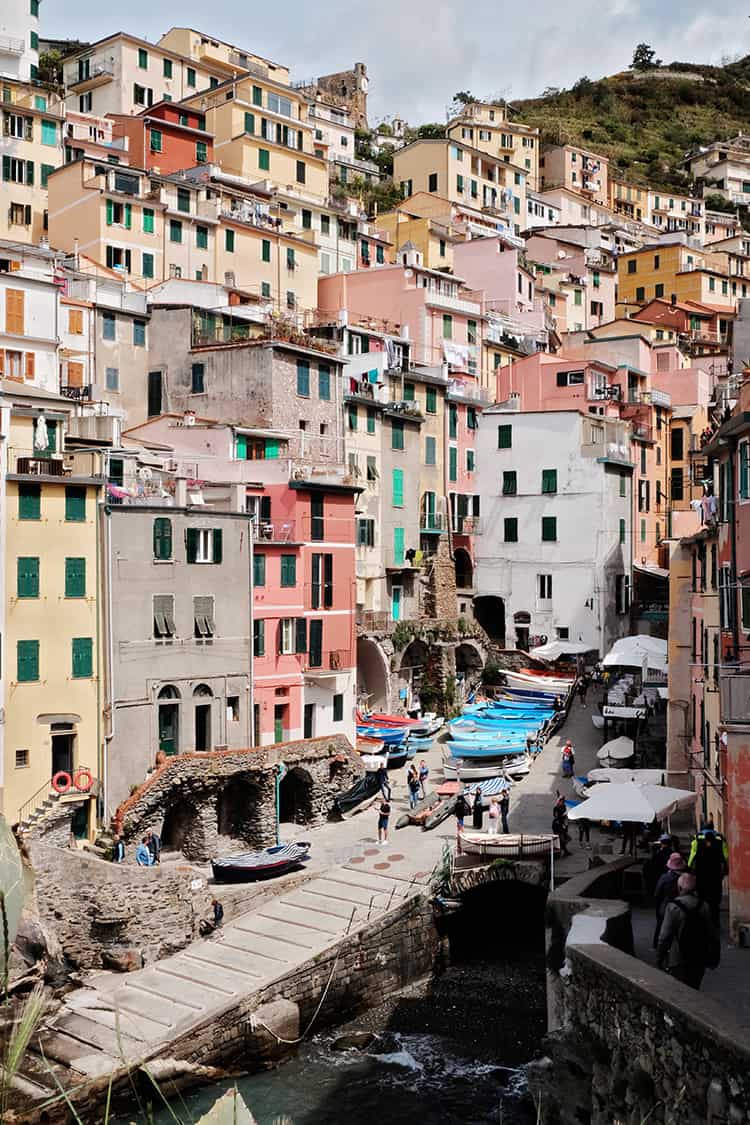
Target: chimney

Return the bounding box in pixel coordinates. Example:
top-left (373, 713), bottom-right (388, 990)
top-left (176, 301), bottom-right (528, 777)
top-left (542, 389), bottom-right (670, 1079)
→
top-left (183, 410), bottom-right (196, 427)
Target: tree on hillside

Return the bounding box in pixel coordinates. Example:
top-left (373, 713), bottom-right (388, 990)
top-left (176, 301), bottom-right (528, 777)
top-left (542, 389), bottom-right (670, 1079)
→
top-left (572, 76), bottom-right (594, 97)
top-left (631, 44), bottom-right (661, 71)
top-left (453, 91), bottom-right (477, 106)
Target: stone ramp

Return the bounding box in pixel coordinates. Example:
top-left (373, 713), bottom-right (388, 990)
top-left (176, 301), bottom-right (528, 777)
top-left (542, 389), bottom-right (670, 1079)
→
top-left (30, 856), bottom-right (433, 1081)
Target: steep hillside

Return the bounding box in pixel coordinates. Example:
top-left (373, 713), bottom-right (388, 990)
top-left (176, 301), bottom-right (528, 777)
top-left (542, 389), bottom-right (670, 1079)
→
top-left (513, 58), bottom-right (750, 192)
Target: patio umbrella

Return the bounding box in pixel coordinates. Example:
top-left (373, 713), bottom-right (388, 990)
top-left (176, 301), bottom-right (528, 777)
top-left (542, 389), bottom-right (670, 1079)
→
top-left (587, 767), bottom-right (667, 785)
top-left (529, 640), bottom-right (591, 661)
top-left (603, 636), bottom-right (667, 673)
top-left (567, 780), bottom-right (697, 822)
top-left (596, 736), bottom-right (634, 762)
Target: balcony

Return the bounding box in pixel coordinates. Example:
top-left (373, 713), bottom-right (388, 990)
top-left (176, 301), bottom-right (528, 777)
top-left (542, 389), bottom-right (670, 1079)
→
top-left (303, 649), bottom-right (352, 678)
top-left (453, 516), bottom-right (483, 535)
top-left (13, 451), bottom-right (65, 477)
top-left (357, 609), bottom-right (392, 633)
top-left (424, 290), bottom-right (483, 316)
top-left (630, 422), bottom-right (653, 443)
top-left (0, 35), bottom-right (24, 55)
top-left (420, 513), bottom-right (445, 533)
top-left (446, 379), bottom-right (491, 405)
top-left (719, 671), bottom-right (750, 725)
top-left (386, 552), bottom-right (422, 571)
top-left (68, 63), bottom-right (115, 92)
top-left (60, 384), bottom-right (93, 402)
top-left (251, 518), bottom-right (298, 543)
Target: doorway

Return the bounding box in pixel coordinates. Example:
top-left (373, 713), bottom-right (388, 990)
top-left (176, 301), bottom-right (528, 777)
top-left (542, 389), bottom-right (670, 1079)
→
top-left (193, 684), bottom-right (212, 751)
top-left (392, 584), bottom-right (402, 622)
top-left (51, 729), bottom-right (74, 776)
top-left (158, 685), bottom-right (180, 755)
top-left (274, 703), bottom-right (287, 743)
top-left (278, 767), bottom-right (314, 824)
top-left (304, 702), bottom-right (314, 739)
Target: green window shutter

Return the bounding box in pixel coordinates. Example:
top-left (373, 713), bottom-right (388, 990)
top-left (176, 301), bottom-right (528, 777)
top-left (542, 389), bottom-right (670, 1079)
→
top-left (425, 436), bottom-right (436, 465)
top-left (449, 404), bottom-right (457, 438)
top-left (185, 527), bottom-right (199, 563)
top-left (65, 557), bottom-right (86, 597)
top-left (253, 553), bottom-right (266, 587)
top-left (348, 404), bottom-right (358, 430)
top-left (235, 433), bottom-right (248, 460)
top-left (297, 360), bottom-right (310, 396)
top-left (280, 555), bottom-right (297, 587)
top-left (392, 468), bottom-right (404, 507)
top-left (295, 617), bottom-right (307, 654)
top-left (542, 516), bottom-right (557, 542)
top-left (65, 486), bottom-right (86, 522)
top-left (318, 364), bottom-right (331, 400)
top-left (72, 637), bottom-right (93, 678)
top-left (40, 163), bottom-right (54, 187)
top-left (142, 252), bottom-right (154, 278)
top-left (124, 203), bottom-right (132, 229)
top-left (106, 198), bottom-right (114, 225)
top-left (392, 419), bottom-right (404, 449)
top-left (212, 528), bottom-right (223, 564)
top-left (309, 619), bottom-right (323, 667)
top-left (541, 469), bottom-right (557, 493)
top-left (467, 450), bottom-right (475, 472)
top-left (252, 85), bottom-right (263, 106)
top-left (254, 619), bottom-right (265, 656)
top-left (426, 386), bottom-right (437, 413)
top-left (619, 519), bottom-right (626, 544)
top-left (449, 446), bottom-right (457, 482)
top-left (333, 693), bottom-right (344, 722)
top-left (19, 483), bottom-right (41, 520)
top-left (394, 526), bottom-right (405, 565)
top-left (502, 471), bottom-right (517, 495)
top-left (259, 148), bottom-right (270, 171)
top-left (367, 409), bottom-right (375, 435)
top-left (196, 140), bottom-right (207, 163)
top-left (244, 112), bottom-right (255, 134)
top-left (143, 207), bottom-right (154, 233)
top-left (225, 229), bottom-right (235, 252)
top-left (262, 239), bottom-right (271, 262)
top-left (153, 517), bottom-right (172, 560)
top-left (265, 439), bottom-right (279, 459)
top-left (498, 424), bottom-right (512, 449)
top-left (311, 552), bottom-right (321, 608)
top-left (17, 556), bottom-right (39, 598)
top-left (17, 640), bottom-right (39, 682)
top-left (504, 518), bottom-right (518, 543)
top-left (619, 476), bottom-right (626, 498)
top-left (196, 225), bottom-right (208, 249)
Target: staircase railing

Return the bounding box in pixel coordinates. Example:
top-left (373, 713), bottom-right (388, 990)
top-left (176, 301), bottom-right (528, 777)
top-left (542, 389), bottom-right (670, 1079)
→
top-left (18, 764), bottom-right (94, 826)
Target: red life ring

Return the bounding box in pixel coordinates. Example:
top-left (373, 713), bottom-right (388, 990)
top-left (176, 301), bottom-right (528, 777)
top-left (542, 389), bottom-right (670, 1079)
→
top-left (73, 769), bottom-right (93, 793)
top-left (52, 771), bottom-right (72, 794)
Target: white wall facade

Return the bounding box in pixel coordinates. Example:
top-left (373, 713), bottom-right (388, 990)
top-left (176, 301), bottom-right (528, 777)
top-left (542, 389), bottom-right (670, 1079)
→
top-left (0, 0), bottom-right (38, 82)
top-left (0, 251), bottom-right (59, 394)
top-left (474, 409), bottom-right (633, 656)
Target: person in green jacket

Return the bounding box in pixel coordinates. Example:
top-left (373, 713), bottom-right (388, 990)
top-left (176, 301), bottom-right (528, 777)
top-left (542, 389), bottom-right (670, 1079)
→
top-left (688, 824), bottom-right (728, 925)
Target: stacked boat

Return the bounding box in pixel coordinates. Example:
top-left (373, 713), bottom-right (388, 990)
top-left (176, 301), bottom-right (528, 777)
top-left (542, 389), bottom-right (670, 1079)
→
top-left (356, 710), bottom-right (444, 769)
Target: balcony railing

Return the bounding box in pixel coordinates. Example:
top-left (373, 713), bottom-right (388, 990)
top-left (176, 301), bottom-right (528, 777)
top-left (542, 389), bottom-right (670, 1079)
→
top-left (61, 384), bottom-right (93, 402)
top-left (719, 671), bottom-right (750, 725)
top-left (11, 450), bottom-right (65, 476)
top-left (453, 516), bottom-right (483, 535)
top-left (303, 649), bottom-right (351, 674)
top-left (357, 610), bottom-right (392, 632)
top-left (0, 35), bottom-right (24, 55)
top-left (420, 513), bottom-right (445, 532)
top-left (252, 519), bottom-right (298, 542)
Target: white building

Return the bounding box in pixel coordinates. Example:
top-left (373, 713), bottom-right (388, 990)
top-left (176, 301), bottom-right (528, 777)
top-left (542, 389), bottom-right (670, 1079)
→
top-left (526, 190), bottom-right (561, 230)
top-left (0, 0), bottom-right (39, 82)
top-left (0, 240), bottom-right (60, 394)
top-left (474, 408), bottom-right (633, 655)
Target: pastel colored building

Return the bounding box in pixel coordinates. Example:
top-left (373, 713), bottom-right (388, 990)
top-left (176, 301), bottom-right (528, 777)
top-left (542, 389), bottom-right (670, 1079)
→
top-left (63, 110), bottom-right (130, 166)
top-left (617, 242), bottom-right (739, 312)
top-left (157, 26), bottom-right (289, 86)
top-left (0, 240), bottom-right (59, 391)
top-left (0, 78), bottom-right (64, 245)
top-left (540, 144), bottom-right (609, 207)
top-left (687, 135), bottom-right (750, 207)
top-left (447, 101), bottom-right (540, 191)
top-left (1, 0), bottom-right (40, 83)
top-left (109, 102), bottom-right (213, 174)
top-left (376, 198), bottom-right (460, 272)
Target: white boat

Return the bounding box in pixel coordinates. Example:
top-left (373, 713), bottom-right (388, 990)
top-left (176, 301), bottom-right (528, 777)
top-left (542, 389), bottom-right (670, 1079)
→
top-left (504, 670), bottom-right (573, 694)
top-left (442, 752), bottom-right (531, 781)
top-left (459, 831), bottom-right (559, 858)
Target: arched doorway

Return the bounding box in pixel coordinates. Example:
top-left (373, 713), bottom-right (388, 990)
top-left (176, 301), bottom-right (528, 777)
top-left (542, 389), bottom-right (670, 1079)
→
top-left (357, 636), bottom-right (390, 711)
top-left (455, 641), bottom-right (483, 700)
top-left (158, 685), bottom-right (180, 755)
top-left (162, 796), bottom-right (200, 853)
top-left (279, 766), bottom-right (314, 825)
top-left (193, 684), bottom-right (213, 752)
top-left (455, 547), bottom-right (473, 590)
top-left (473, 596), bottom-right (505, 645)
top-left (513, 611), bottom-right (531, 652)
top-left (217, 775), bottom-right (263, 845)
top-left (400, 638), bottom-right (430, 712)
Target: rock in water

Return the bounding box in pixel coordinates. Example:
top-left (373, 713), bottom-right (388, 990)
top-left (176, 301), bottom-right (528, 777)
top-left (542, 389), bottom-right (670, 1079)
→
top-left (332, 1031), bottom-right (376, 1051)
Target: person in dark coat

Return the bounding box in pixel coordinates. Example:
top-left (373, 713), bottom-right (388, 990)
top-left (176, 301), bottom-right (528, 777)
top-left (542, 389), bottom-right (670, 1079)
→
top-left (653, 852), bottom-right (685, 947)
top-left (552, 796), bottom-right (571, 856)
top-left (647, 833), bottom-right (674, 894)
top-left (658, 873), bottom-right (719, 990)
top-left (688, 829), bottom-right (728, 925)
top-left (454, 793), bottom-right (471, 830)
top-left (472, 788), bottom-right (483, 830)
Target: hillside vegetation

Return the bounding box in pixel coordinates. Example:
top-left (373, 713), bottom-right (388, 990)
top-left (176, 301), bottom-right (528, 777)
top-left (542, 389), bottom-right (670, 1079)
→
top-left (513, 57), bottom-right (750, 192)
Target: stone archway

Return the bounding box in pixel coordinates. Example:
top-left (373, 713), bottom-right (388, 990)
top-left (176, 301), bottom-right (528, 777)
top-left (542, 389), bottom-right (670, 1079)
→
top-left (217, 774), bottom-right (264, 847)
top-left (399, 638), bottom-right (430, 711)
top-left (473, 595), bottom-right (506, 645)
top-left (357, 636), bottom-right (390, 711)
top-left (161, 797), bottom-right (204, 858)
top-left (279, 766), bottom-right (314, 825)
top-left (455, 547), bottom-right (473, 590)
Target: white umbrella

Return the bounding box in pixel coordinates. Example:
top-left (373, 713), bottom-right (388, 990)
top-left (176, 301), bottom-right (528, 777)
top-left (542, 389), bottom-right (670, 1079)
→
top-left (596, 736), bottom-right (634, 762)
top-left (529, 640), bottom-right (592, 661)
top-left (568, 780), bottom-right (697, 822)
top-left (603, 635), bottom-right (667, 672)
top-left (587, 767), bottom-right (666, 785)
top-left (34, 414), bottom-right (48, 451)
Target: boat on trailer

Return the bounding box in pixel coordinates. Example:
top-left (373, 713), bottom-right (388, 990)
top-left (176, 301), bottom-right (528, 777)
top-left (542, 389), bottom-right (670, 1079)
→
top-left (211, 841), bottom-right (311, 883)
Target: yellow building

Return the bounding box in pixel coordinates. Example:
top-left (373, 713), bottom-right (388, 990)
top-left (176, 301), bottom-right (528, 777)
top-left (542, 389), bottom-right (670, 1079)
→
top-left (377, 198), bottom-right (460, 271)
top-left (393, 139), bottom-right (527, 235)
top-left (182, 74), bottom-right (329, 202)
top-left (157, 26), bottom-right (289, 85)
top-left (0, 79), bottom-right (64, 245)
top-left (47, 158), bottom-right (319, 311)
top-left (617, 243), bottom-right (738, 311)
top-left (609, 178), bottom-right (648, 223)
top-left (3, 394), bottom-right (103, 834)
top-left (446, 101), bottom-right (540, 190)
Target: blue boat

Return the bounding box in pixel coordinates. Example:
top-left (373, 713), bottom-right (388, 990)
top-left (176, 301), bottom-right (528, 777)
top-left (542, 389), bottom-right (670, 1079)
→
top-left (500, 686), bottom-right (558, 702)
top-left (407, 735), bottom-right (434, 750)
top-left (356, 725), bottom-right (407, 745)
top-left (447, 738), bottom-right (532, 753)
top-left (448, 743), bottom-right (528, 759)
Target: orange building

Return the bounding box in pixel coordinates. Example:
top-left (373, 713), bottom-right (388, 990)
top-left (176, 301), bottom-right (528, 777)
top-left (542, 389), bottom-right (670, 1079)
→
top-left (109, 102), bottom-right (213, 174)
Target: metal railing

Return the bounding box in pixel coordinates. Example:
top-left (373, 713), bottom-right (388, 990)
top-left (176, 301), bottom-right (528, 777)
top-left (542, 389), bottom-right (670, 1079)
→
top-left (719, 672), bottom-right (750, 725)
top-left (420, 513), bottom-right (445, 532)
top-left (0, 35), bottom-right (24, 54)
top-left (252, 519), bottom-right (297, 542)
top-left (303, 649), bottom-right (351, 673)
top-left (453, 516), bottom-right (483, 535)
top-left (11, 449), bottom-right (66, 476)
top-left (18, 763), bottom-right (95, 826)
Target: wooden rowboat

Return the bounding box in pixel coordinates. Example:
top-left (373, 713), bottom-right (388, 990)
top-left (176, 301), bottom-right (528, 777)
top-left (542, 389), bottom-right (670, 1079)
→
top-left (211, 842), bottom-right (310, 883)
top-left (458, 831), bottom-right (559, 858)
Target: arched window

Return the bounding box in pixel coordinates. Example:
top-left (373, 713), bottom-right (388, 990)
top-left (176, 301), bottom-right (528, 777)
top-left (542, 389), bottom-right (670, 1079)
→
top-left (158, 684), bottom-right (180, 700)
top-left (193, 683), bottom-right (213, 697)
top-left (153, 517), bottom-right (173, 560)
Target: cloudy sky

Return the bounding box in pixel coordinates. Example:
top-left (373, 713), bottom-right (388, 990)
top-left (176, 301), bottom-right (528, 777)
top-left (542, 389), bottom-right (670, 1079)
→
top-left (46, 2), bottom-right (750, 122)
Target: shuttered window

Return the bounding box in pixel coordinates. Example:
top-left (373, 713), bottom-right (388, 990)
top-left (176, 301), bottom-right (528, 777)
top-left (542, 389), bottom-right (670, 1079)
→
top-left (153, 594), bottom-right (176, 638)
top-left (280, 554), bottom-right (297, 587)
top-left (253, 619), bottom-right (265, 656)
top-left (498, 424), bottom-right (512, 449)
top-left (297, 360), bottom-right (310, 396)
top-left (295, 617), bottom-right (307, 653)
top-left (193, 595), bottom-right (215, 637)
top-left (17, 556), bottom-right (39, 598)
top-left (253, 553), bottom-right (266, 587)
top-left (65, 557), bottom-right (86, 598)
top-left (333, 693), bottom-right (344, 722)
top-left (542, 517), bottom-right (557, 542)
top-left (308, 619), bottom-right (323, 667)
top-left (65, 486), bottom-right (86, 522)
top-left (502, 471), bottom-right (517, 496)
top-left (449, 446), bottom-right (457, 482)
top-left (185, 528), bottom-right (223, 563)
top-left (153, 517), bottom-right (173, 560)
top-left (394, 526), bottom-right (405, 565)
top-left (392, 468), bottom-right (404, 507)
top-left (18, 483), bottom-right (40, 520)
top-left (5, 289), bottom-right (24, 334)
top-left (72, 637), bottom-right (93, 678)
top-left (504, 518), bottom-right (518, 542)
top-left (541, 469), bottom-right (557, 494)
top-left (17, 640), bottom-right (39, 682)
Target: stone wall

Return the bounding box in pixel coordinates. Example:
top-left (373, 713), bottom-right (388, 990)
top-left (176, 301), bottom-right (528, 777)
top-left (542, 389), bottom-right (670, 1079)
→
top-left (30, 842), bottom-right (213, 969)
top-left (114, 735), bottom-right (362, 862)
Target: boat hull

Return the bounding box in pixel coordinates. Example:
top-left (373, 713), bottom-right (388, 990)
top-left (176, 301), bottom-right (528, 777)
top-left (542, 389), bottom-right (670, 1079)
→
top-left (459, 831), bottom-right (559, 858)
top-left (212, 843), bottom-right (310, 883)
top-left (443, 754), bottom-right (531, 780)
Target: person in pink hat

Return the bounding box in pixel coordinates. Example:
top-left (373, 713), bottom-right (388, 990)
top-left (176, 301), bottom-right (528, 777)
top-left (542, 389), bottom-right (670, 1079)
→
top-left (652, 852), bottom-right (685, 948)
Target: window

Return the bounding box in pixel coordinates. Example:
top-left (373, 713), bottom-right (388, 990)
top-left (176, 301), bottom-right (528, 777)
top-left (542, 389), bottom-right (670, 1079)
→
top-left (295, 160), bottom-right (306, 184)
top-left (357, 518), bottom-right (375, 547)
top-left (671, 467), bottom-right (684, 502)
top-left (635, 286), bottom-right (645, 302)
top-left (309, 619), bottom-right (323, 667)
top-left (538, 574), bottom-right (552, 600)
top-left (449, 404), bottom-right (458, 439)
top-left (286, 247), bottom-right (295, 270)
top-left (71, 637), bottom-right (93, 678)
top-left (169, 219), bottom-right (182, 243)
top-left (392, 419), bottom-right (404, 450)
top-left (297, 359), bottom-right (310, 396)
top-left (442, 314), bottom-right (453, 340)
top-left (17, 556), bottom-right (39, 598)
top-left (641, 519), bottom-right (647, 543)
top-left (191, 363), bottom-right (205, 394)
top-left (541, 469), bottom-right (557, 494)
top-left (502, 471), bottom-right (517, 495)
top-left (504, 518), bottom-right (518, 542)
top-left (138, 47), bottom-right (148, 69)
top-left (152, 594), bottom-right (176, 639)
top-left (392, 468), bottom-right (404, 507)
top-left (467, 407), bottom-right (478, 430)
top-left (175, 187), bottom-right (191, 214)
top-left (196, 140), bottom-right (207, 163)
top-left (574, 289), bottom-right (582, 307)
top-left (497, 424), bottom-right (512, 449)
top-left (68, 308), bottom-right (83, 335)
top-left (428, 172), bottom-right (438, 192)
top-left (186, 527), bottom-right (223, 564)
top-left (403, 381), bottom-right (415, 402)
top-left (41, 119), bottom-right (56, 145)
top-left (619, 518), bottom-right (626, 544)
top-left (15, 748), bottom-right (28, 769)
top-left (367, 455), bottom-right (377, 480)
top-left (195, 224), bottom-right (209, 250)
top-left (186, 66), bottom-right (196, 87)
top-left (40, 163), bottom-right (54, 188)
top-left (19, 483), bottom-right (40, 520)
top-left (627, 259), bottom-right (637, 274)
top-left (101, 365), bottom-right (119, 391)
top-left (740, 440), bottom-right (750, 500)
top-left (194, 595), bottom-right (215, 639)
top-left (655, 283), bottom-right (664, 299)
top-left (142, 252), bottom-right (154, 279)
top-left (367, 408), bottom-right (376, 434)
top-left (318, 364), bottom-right (331, 400)
top-left (333, 693), bottom-right (344, 722)
top-left (466, 449), bottom-right (475, 473)
top-left (65, 486), bottom-right (86, 522)
top-left (425, 435), bottom-right (436, 465)
top-left (541, 516), bottom-right (557, 542)
top-left (253, 618), bottom-right (265, 657)
top-left (133, 319), bottom-right (146, 347)
top-left (619, 475), bottom-right (626, 498)
top-left (449, 446), bottom-right (457, 482)
top-left (252, 84), bottom-right (263, 106)
top-left (426, 386), bottom-right (437, 413)
top-left (163, 57), bottom-right (173, 78)
top-left (253, 553), bottom-right (266, 587)
top-left (142, 207), bottom-right (155, 234)
top-left (225, 229), bottom-right (235, 252)
top-left (280, 555), bottom-right (297, 587)
top-left (615, 574), bottom-right (631, 616)
top-left (150, 128), bottom-right (162, 153)
top-left (5, 288), bottom-right (24, 334)
top-left (259, 148), bottom-right (270, 171)
top-left (262, 281), bottom-right (271, 298)
top-left (17, 640), bottom-right (39, 682)
top-left (153, 517), bottom-right (172, 560)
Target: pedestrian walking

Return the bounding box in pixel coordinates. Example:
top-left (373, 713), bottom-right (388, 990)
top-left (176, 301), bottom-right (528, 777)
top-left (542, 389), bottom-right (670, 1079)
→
top-left (377, 797), bottom-right (391, 845)
top-left (146, 828), bottom-right (161, 865)
top-left (135, 836), bottom-right (153, 866)
top-left (472, 788), bottom-right (483, 830)
top-left (553, 695), bottom-right (564, 713)
top-left (688, 827), bottom-right (728, 925)
top-left (577, 817), bottom-right (591, 847)
top-left (620, 821), bottom-right (637, 857)
top-left (407, 764), bottom-right (421, 810)
top-left (418, 759), bottom-right (429, 798)
top-left (657, 873), bottom-right (720, 989)
top-left (111, 834), bottom-right (125, 863)
top-left (376, 763), bottom-right (392, 801)
top-left (200, 898), bottom-right (225, 936)
top-left (454, 792), bottom-right (471, 831)
top-left (647, 833), bottom-right (674, 895)
top-left (488, 797), bottom-right (500, 835)
top-left (552, 796), bottom-right (571, 857)
top-left (653, 853), bottom-right (685, 948)
top-left (561, 740), bottom-right (575, 778)
top-left (499, 789), bottom-right (510, 834)
top-left (577, 676), bottom-right (588, 708)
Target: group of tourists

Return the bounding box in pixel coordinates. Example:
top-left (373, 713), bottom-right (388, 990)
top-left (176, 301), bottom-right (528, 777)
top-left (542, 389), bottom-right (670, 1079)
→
top-left (452, 775), bottom-right (512, 835)
top-left (110, 828), bottom-right (161, 866)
